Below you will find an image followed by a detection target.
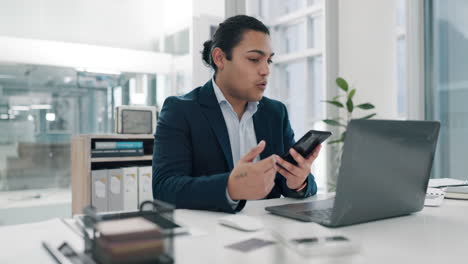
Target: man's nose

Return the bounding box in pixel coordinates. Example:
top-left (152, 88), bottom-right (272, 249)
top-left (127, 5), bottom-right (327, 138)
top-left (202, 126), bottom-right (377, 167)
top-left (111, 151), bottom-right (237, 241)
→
top-left (259, 62), bottom-right (270, 76)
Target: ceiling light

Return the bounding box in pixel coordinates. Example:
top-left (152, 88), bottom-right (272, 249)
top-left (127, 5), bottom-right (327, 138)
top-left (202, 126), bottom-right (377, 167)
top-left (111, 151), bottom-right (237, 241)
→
top-left (30, 104), bottom-right (52, 110)
top-left (46, 113), bottom-right (56, 121)
top-left (63, 77), bottom-right (73, 83)
top-left (11, 106), bottom-right (30, 111)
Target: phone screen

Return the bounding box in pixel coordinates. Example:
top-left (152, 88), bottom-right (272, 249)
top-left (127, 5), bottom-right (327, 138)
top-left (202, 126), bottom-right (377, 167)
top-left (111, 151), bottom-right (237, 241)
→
top-left (281, 130), bottom-right (332, 165)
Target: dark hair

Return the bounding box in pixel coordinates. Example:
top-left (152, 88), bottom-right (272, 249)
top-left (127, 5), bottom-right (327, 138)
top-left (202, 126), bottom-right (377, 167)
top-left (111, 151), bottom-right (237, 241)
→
top-left (202, 15), bottom-right (270, 72)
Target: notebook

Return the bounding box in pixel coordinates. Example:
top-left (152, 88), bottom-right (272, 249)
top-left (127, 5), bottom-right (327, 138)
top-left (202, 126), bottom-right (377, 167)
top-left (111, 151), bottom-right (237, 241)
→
top-left (445, 186), bottom-right (468, 200)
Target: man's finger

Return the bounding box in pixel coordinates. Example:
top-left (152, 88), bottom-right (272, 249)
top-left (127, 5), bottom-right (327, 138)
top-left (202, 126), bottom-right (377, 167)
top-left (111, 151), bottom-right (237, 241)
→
top-left (241, 140), bottom-right (266, 162)
top-left (305, 144), bottom-right (322, 163)
top-left (289, 148), bottom-right (307, 168)
top-left (276, 164), bottom-right (299, 180)
top-left (264, 165), bottom-right (277, 177)
top-left (275, 155), bottom-right (301, 176)
top-left (256, 155), bottom-right (277, 171)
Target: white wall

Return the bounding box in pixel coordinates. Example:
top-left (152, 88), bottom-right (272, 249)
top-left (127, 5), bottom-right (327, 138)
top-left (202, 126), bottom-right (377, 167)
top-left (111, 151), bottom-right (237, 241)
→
top-left (163, 0), bottom-right (193, 34)
top-left (0, 36), bottom-right (172, 74)
top-left (338, 0), bottom-right (399, 119)
top-left (0, 0), bottom-right (164, 51)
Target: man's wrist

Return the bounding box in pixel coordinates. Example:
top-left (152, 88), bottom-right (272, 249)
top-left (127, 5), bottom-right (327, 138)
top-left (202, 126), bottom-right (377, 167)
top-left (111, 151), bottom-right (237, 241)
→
top-left (294, 181), bottom-right (307, 192)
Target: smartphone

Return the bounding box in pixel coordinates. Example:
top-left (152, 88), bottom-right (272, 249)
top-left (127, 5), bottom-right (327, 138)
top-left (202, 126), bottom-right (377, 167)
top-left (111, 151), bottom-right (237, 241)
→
top-left (269, 229), bottom-right (359, 258)
top-left (281, 130), bottom-right (332, 165)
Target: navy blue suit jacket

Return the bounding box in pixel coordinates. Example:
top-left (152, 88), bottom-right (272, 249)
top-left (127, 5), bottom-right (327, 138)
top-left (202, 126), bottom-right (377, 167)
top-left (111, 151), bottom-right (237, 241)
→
top-left (152, 80), bottom-right (317, 213)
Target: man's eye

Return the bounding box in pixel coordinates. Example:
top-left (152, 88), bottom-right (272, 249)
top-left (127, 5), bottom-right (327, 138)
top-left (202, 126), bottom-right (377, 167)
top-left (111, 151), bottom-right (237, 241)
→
top-left (268, 59), bottom-right (273, 64)
top-left (249, 58), bottom-right (259, 62)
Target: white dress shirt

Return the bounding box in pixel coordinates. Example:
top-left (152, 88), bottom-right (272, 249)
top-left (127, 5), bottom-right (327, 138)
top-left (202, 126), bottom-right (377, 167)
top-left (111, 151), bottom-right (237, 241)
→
top-left (211, 77), bottom-right (259, 207)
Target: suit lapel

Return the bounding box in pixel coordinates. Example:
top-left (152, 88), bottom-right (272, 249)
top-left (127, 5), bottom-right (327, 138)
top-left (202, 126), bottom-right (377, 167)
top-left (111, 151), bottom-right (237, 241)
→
top-left (253, 101), bottom-right (273, 159)
top-left (198, 81), bottom-right (234, 170)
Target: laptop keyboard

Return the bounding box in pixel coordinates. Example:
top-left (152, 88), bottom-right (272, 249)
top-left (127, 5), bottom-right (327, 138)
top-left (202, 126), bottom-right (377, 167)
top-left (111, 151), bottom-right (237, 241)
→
top-left (299, 208), bottom-right (333, 222)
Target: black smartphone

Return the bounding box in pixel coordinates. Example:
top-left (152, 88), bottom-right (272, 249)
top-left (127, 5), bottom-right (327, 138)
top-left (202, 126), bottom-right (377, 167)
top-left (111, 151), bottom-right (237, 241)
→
top-left (281, 130), bottom-right (332, 165)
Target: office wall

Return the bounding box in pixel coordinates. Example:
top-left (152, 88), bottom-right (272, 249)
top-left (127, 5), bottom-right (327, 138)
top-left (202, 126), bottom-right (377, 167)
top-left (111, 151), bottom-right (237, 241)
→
top-left (0, 0), bottom-right (164, 51)
top-left (338, 0), bottom-right (399, 119)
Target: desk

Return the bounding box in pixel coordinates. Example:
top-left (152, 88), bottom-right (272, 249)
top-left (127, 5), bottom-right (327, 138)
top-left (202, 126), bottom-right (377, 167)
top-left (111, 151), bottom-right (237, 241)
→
top-left (1, 194), bottom-right (467, 263)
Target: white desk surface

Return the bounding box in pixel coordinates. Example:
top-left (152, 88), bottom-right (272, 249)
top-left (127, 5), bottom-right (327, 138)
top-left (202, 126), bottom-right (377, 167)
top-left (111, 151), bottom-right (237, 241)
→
top-left (1, 194), bottom-right (467, 264)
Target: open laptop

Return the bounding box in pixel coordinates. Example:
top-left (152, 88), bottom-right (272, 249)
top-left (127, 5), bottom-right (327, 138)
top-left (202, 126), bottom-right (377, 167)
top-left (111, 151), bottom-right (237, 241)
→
top-left (266, 119), bottom-right (440, 227)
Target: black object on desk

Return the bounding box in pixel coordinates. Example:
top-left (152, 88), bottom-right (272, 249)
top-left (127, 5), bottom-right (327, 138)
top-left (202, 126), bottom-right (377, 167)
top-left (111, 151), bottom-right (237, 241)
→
top-left (44, 200), bottom-right (178, 264)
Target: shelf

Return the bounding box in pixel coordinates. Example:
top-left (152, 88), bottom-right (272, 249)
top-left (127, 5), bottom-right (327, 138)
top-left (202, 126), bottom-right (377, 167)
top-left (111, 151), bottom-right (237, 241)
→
top-left (91, 155), bottom-right (153, 163)
top-left (72, 134), bottom-right (155, 215)
top-left (80, 134), bottom-right (154, 139)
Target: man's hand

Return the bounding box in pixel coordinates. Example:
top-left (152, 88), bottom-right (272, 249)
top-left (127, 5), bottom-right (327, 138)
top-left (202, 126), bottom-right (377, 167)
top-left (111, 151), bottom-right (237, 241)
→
top-left (275, 145), bottom-right (322, 190)
top-left (227, 140), bottom-right (277, 200)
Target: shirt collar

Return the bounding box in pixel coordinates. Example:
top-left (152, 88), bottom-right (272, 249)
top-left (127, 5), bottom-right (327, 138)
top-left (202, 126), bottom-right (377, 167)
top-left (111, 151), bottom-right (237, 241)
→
top-left (211, 76), bottom-right (259, 113)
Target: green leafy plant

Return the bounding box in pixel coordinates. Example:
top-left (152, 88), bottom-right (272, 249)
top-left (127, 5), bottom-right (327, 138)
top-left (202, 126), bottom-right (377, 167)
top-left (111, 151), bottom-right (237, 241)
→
top-left (322, 77), bottom-right (376, 144)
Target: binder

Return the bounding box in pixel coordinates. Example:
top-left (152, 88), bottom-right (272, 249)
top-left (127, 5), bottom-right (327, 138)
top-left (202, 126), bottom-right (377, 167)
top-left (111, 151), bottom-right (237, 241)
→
top-left (107, 168), bottom-right (124, 212)
top-left (95, 141), bottom-right (143, 149)
top-left (122, 167), bottom-right (138, 211)
top-left (138, 166), bottom-right (153, 207)
top-left (91, 169), bottom-right (108, 212)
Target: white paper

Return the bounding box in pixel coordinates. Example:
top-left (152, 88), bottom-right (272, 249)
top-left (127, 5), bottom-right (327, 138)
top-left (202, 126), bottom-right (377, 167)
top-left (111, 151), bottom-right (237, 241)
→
top-left (110, 176), bottom-right (121, 194)
top-left (428, 178), bottom-right (466, 188)
top-left (95, 180), bottom-right (106, 198)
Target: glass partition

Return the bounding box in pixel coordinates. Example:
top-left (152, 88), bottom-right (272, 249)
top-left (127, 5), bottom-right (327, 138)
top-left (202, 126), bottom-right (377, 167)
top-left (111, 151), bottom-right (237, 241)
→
top-left (425, 0), bottom-right (468, 181)
top-left (0, 63), bottom-right (157, 191)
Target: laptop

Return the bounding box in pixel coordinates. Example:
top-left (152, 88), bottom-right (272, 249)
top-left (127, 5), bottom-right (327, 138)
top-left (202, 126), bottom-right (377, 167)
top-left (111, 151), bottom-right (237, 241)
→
top-left (266, 119), bottom-right (440, 227)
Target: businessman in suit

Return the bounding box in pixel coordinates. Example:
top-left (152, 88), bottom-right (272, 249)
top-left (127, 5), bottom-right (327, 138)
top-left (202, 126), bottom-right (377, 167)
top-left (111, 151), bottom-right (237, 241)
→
top-left (152, 15), bottom-right (322, 213)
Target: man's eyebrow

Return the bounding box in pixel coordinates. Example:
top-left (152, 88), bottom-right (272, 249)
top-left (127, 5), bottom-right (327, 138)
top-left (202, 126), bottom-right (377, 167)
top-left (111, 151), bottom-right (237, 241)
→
top-left (246, 50), bottom-right (275, 57)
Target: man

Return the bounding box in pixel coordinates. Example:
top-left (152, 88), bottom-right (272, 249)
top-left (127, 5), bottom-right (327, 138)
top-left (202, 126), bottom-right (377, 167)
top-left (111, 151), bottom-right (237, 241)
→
top-left (152, 15), bottom-right (321, 213)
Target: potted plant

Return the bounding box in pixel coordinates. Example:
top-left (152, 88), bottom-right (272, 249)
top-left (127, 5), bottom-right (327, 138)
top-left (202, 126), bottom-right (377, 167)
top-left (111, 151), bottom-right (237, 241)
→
top-left (322, 77), bottom-right (377, 191)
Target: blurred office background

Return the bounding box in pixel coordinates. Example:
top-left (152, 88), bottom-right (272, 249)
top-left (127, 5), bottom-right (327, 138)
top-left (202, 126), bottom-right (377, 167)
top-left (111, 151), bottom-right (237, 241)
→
top-left (0, 0), bottom-right (466, 225)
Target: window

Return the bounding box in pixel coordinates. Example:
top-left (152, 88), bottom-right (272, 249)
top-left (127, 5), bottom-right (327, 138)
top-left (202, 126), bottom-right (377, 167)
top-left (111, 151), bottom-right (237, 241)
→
top-left (425, 0), bottom-right (468, 182)
top-left (247, 0), bottom-right (327, 190)
top-left (0, 0), bottom-right (225, 225)
top-left (396, 0), bottom-right (407, 118)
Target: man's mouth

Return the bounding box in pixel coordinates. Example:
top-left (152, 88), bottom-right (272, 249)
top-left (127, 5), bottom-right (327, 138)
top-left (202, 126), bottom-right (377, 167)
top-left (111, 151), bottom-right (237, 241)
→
top-left (256, 81), bottom-right (267, 89)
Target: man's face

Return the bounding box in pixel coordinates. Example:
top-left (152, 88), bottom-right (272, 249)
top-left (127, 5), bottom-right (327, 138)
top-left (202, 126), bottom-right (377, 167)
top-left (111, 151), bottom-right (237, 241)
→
top-left (221, 30), bottom-right (274, 102)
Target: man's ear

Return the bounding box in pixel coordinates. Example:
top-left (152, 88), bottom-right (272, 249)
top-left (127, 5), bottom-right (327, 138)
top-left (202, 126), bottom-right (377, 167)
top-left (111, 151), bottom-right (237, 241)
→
top-left (212, 47), bottom-right (225, 71)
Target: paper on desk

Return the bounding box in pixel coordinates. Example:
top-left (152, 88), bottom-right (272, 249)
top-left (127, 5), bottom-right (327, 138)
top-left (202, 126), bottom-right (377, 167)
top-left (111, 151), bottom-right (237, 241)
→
top-left (0, 218), bottom-right (83, 263)
top-left (425, 187), bottom-right (445, 207)
top-left (428, 178), bottom-right (466, 188)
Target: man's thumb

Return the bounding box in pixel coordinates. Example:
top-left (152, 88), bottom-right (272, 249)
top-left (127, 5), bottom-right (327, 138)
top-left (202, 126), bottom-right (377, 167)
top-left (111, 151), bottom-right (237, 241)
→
top-left (240, 140), bottom-right (266, 162)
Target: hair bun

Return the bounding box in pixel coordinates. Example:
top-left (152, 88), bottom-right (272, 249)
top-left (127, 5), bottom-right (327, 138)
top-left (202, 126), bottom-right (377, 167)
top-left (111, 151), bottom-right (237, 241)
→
top-left (202, 40), bottom-right (213, 66)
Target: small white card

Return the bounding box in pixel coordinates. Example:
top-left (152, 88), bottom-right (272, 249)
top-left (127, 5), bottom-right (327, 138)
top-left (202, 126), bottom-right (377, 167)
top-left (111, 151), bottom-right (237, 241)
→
top-left (424, 187), bottom-right (445, 207)
top-left (125, 174), bottom-right (136, 192)
top-left (142, 175), bottom-right (151, 193)
top-left (110, 176), bottom-right (121, 194)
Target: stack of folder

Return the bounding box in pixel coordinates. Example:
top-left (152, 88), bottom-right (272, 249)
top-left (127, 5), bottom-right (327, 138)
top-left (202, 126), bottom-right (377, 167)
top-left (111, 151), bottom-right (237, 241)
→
top-left (95, 217), bottom-right (164, 264)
